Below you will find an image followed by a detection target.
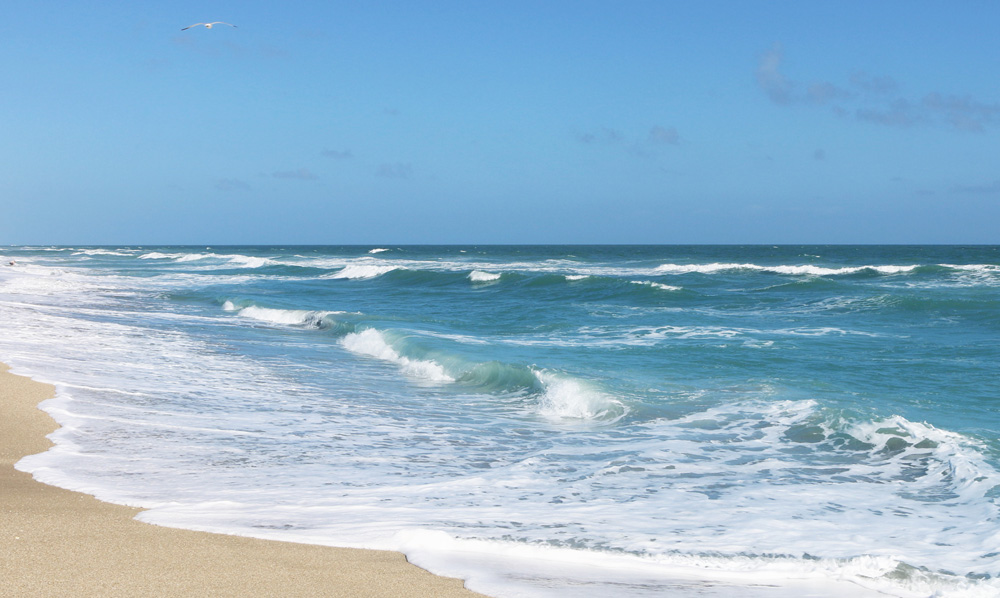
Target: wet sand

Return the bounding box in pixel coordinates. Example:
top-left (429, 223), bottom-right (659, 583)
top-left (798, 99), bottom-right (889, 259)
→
top-left (0, 363), bottom-right (486, 597)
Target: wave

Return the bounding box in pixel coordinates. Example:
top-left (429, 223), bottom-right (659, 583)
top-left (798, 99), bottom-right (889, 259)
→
top-left (655, 263), bottom-right (921, 276)
top-left (469, 270), bottom-right (501, 283)
top-left (139, 251), bottom-right (187, 260)
top-left (341, 329), bottom-right (454, 382)
top-left (222, 300), bottom-right (627, 423)
top-left (940, 263), bottom-right (1000, 273)
top-left (71, 249), bottom-right (136, 257)
top-left (533, 370), bottom-right (628, 422)
top-left (225, 303), bottom-right (335, 328)
top-left (138, 252), bottom-right (275, 269)
top-left (324, 264), bottom-right (399, 280)
top-left (368, 248), bottom-right (391, 254)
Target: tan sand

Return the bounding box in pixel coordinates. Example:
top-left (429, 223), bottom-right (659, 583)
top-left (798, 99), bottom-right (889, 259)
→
top-left (0, 363), bottom-right (487, 597)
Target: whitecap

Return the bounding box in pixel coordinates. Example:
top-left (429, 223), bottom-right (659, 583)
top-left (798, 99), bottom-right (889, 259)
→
top-left (654, 263), bottom-right (919, 276)
top-left (232, 305), bottom-right (334, 327)
top-left (327, 265), bottom-right (398, 280)
top-left (341, 329), bottom-right (453, 382)
top-left (469, 270), bottom-right (501, 282)
top-left (533, 370), bottom-right (627, 422)
top-left (631, 280), bottom-right (681, 291)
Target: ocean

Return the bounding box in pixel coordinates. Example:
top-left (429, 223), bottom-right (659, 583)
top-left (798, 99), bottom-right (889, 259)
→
top-left (1, 245), bottom-right (997, 597)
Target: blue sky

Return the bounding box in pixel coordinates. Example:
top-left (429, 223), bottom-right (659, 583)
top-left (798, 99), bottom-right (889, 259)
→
top-left (2, 1), bottom-right (998, 244)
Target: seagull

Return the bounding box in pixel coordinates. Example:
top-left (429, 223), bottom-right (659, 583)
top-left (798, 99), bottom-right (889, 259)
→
top-left (181, 22), bottom-right (237, 31)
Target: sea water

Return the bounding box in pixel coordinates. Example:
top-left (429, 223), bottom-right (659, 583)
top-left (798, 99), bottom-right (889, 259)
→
top-left (0, 245), bottom-right (998, 597)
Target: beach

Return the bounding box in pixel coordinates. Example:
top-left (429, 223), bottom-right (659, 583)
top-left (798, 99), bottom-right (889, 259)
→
top-left (0, 362), bottom-right (484, 598)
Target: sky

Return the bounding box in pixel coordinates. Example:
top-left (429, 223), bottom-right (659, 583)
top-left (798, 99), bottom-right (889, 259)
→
top-left (2, 1), bottom-right (998, 244)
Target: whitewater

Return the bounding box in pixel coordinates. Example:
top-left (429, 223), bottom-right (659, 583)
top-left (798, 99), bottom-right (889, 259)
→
top-left (1, 245), bottom-right (998, 597)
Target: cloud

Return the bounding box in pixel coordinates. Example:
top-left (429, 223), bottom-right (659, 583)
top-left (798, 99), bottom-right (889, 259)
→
top-left (647, 126), bottom-right (679, 145)
top-left (376, 163), bottom-right (412, 179)
top-left (272, 168), bottom-right (318, 180)
top-left (215, 178), bottom-right (250, 191)
top-left (850, 72), bottom-right (899, 94)
top-left (953, 180), bottom-right (1000, 194)
top-left (756, 43), bottom-right (794, 104)
top-left (922, 93), bottom-right (1000, 132)
top-left (576, 128), bottom-right (625, 145)
top-left (855, 98), bottom-right (922, 127)
top-left (321, 149), bottom-right (354, 160)
top-left (806, 82), bottom-right (852, 104)
top-left (756, 45), bottom-right (999, 132)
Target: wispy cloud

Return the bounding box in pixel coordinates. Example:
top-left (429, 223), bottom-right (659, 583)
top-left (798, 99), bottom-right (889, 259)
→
top-left (756, 44), bottom-right (794, 105)
top-left (756, 45), bottom-right (1000, 132)
top-left (849, 72), bottom-right (899, 94)
top-left (577, 125), bottom-right (682, 157)
top-left (922, 93), bottom-right (1000, 132)
top-left (576, 128), bottom-right (625, 145)
top-left (272, 168), bottom-right (318, 180)
top-left (376, 163), bottom-right (412, 179)
top-left (647, 126), bottom-right (680, 145)
top-left (953, 180), bottom-right (1000, 194)
top-left (215, 178), bottom-right (250, 191)
top-left (321, 149), bottom-right (354, 160)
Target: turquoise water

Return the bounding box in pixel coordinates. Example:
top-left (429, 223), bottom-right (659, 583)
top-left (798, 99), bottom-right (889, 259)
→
top-left (1, 245), bottom-right (998, 597)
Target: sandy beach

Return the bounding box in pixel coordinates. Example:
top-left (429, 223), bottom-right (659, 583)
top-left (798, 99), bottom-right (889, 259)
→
top-left (0, 362), bottom-right (486, 597)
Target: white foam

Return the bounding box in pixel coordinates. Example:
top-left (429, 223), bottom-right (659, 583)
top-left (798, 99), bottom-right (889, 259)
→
top-left (175, 253), bottom-right (210, 262)
top-left (565, 275), bottom-right (591, 281)
top-left (631, 280), bottom-right (682, 291)
top-left (139, 251), bottom-right (186, 260)
top-left (533, 370), bottom-right (627, 422)
top-left (71, 249), bottom-right (136, 257)
top-left (225, 255), bottom-right (273, 269)
top-left (235, 305), bottom-right (327, 327)
top-left (469, 270), bottom-right (501, 282)
top-left (341, 329), bottom-right (453, 382)
top-left (327, 265), bottom-right (398, 280)
top-left (369, 248), bottom-right (391, 254)
top-left (941, 264), bottom-right (1000, 272)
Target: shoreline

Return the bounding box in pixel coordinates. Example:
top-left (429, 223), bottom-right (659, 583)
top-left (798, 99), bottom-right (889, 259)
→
top-left (0, 362), bottom-right (485, 597)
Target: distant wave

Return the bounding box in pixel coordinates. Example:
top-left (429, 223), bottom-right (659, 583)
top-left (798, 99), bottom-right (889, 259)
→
top-left (72, 249), bottom-right (136, 257)
top-left (325, 264), bottom-right (398, 280)
top-left (369, 248), bottom-right (391, 254)
top-left (655, 263), bottom-right (920, 276)
top-left (631, 280), bottom-right (681, 291)
top-left (138, 252), bottom-right (274, 269)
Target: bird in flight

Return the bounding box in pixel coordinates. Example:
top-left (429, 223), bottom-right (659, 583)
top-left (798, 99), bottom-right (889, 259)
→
top-left (181, 22), bottom-right (237, 31)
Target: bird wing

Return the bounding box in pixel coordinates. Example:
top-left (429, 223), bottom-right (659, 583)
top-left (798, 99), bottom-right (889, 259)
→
top-left (209, 22), bottom-right (237, 27)
top-left (181, 23), bottom-right (206, 30)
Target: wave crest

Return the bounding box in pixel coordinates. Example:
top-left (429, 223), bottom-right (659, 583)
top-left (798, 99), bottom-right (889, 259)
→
top-left (327, 265), bottom-right (398, 280)
top-left (341, 329), bottom-right (454, 382)
top-left (533, 370), bottom-right (627, 422)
